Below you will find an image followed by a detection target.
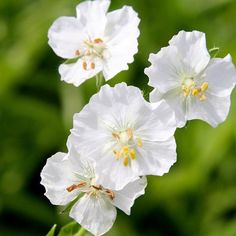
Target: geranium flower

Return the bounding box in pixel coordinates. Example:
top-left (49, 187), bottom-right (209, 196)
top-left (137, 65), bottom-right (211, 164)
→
top-left (67, 83), bottom-right (177, 190)
top-left (48, 0), bottom-right (140, 86)
top-left (145, 30), bottom-right (236, 128)
top-left (40, 147), bottom-right (146, 236)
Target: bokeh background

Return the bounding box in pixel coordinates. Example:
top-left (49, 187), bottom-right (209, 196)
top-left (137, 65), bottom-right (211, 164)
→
top-left (1, 0), bottom-right (236, 235)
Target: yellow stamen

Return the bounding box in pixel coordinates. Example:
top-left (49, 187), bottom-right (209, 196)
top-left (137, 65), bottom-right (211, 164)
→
top-left (123, 156), bottom-right (129, 167)
top-left (130, 149), bottom-right (136, 160)
top-left (137, 137), bottom-right (143, 147)
top-left (199, 94), bottom-right (207, 101)
top-left (201, 82), bottom-right (208, 92)
top-left (182, 85), bottom-right (190, 97)
top-left (192, 88), bottom-right (199, 96)
top-left (127, 128), bottom-right (133, 139)
top-left (123, 146), bottom-right (129, 154)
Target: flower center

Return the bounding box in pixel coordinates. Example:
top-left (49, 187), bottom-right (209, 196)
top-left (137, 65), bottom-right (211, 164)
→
top-left (112, 128), bottom-right (143, 167)
top-left (75, 38), bottom-right (106, 71)
top-left (181, 77), bottom-right (208, 101)
top-left (66, 180), bottom-right (115, 200)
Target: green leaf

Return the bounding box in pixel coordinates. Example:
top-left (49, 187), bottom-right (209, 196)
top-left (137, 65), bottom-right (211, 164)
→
top-left (59, 195), bottom-right (81, 215)
top-left (64, 57), bottom-right (80, 65)
top-left (58, 221), bottom-right (80, 236)
top-left (46, 224), bottom-right (57, 236)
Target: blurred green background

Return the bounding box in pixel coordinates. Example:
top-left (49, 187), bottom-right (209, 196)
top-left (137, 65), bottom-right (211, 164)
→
top-left (1, 0), bottom-right (236, 235)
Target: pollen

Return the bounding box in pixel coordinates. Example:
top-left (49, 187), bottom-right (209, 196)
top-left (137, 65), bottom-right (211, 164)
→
top-left (112, 128), bottom-right (142, 166)
top-left (75, 50), bottom-right (80, 56)
top-left (201, 82), bottom-right (208, 92)
top-left (83, 61), bottom-right (87, 70)
top-left (66, 182), bottom-right (86, 192)
top-left (122, 146), bottom-right (129, 153)
top-left (90, 62), bottom-right (95, 69)
top-left (130, 149), bottom-right (136, 160)
top-left (94, 38), bottom-right (103, 44)
top-left (182, 78), bottom-right (209, 101)
top-left (137, 137), bottom-right (143, 147)
top-left (192, 88), bottom-right (199, 96)
top-left (123, 156), bottom-right (129, 166)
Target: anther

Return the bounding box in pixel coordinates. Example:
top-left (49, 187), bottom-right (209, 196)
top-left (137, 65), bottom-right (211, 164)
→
top-left (192, 88), bottom-right (199, 96)
top-left (90, 62), bottom-right (95, 69)
top-left (94, 38), bottom-right (103, 44)
top-left (105, 189), bottom-right (115, 200)
top-left (201, 82), bottom-right (208, 92)
top-left (83, 61), bottom-right (87, 70)
top-left (66, 182), bottom-right (86, 192)
top-left (130, 149), bottom-right (136, 160)
top-left (75, 50), bottom-right (80, 56)
top-left (137, 137), bottom-right (143, 147)
top-left (199, 94), bottom-right (207, 101)
top-left (123, 146), bottom-right (129, 154)
top-left (123, 156), bottom-right (129, 167)
top-left (127, 128), bottom-right (133, 140)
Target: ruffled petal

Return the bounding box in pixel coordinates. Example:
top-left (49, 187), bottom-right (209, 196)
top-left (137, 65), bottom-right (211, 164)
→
top-left (76, 0), bottom-right (110, 38)
top-left (95, 152), bottom-right (139, 190)
top-left (59, 58), bottom-right (103, 87)
top-left (135, 137), bottom-right (177, 176)
top-left (135, 100), bottom-right (176, 141)
top-left (145, 46), bottom-right (185, 93)
top-left (169, 30), bottom-right (210, 73)
top-left (70, 195), bottom-right (116, 236)
top-left (48, 16), bottom-right (85, 59)
top-left (112, 177), bottom-right (147, 215)
top-left (187, 93), bottom-right (231, 127)
top-left (205, 55), bottom-right (236, 97)
top-left (150, 88), bottom-right (187, 128)
top-left (40, 152), bottom-right (79, 206)
top-left (103, 6), bottom-right (140, 80)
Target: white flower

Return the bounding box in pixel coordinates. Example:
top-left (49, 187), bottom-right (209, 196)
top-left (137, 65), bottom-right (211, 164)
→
top-left (40, 146), bottom-right (146, 236)
top-left (48, 0), bottom-right (140, 87)
top-left (67, 83), bottom-right (177, 190)
top-left (145, 30), bottom-right (236, 128)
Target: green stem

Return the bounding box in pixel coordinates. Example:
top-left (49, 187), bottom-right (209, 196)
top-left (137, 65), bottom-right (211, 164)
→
top-left (96, 73), bottom-right (104, 91)
top-left (75, 227), bottom-right (86, 236)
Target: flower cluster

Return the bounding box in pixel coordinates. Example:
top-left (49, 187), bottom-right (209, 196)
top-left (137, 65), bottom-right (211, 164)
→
top-left (41, 1), bottom-right (236, 236)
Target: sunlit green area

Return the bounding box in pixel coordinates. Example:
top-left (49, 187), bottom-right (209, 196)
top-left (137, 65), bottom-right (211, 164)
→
top-left (1, 0), bottom-right (236, 235)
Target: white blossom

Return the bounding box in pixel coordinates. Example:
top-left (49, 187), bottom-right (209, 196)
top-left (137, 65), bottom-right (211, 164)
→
top-left (40, 146), bottom-right (146, 236)
top-left (67, 83), bottom-right (177, 190)
top-left (48, 0), bottom-right (140, 86)
top-left (145, 30), bottom-right (236, 128)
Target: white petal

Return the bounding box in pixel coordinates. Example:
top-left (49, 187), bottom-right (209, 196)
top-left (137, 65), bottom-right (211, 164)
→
top-left (205, 55), bottom-right (236, 97)
top-left (187, 94), bottom-right (231, 127)
top-left (95, 153), bottom-right (139, 190)
top-left (76, 0), bottom-right (110, 38)
top-left (48, 17), bottom-right (85, 59)
top-left (59, 58), bottom-right (103, 87)
top-left (112, 177), bottom-right (147, 215)
top-left (145, 46), bottom-right (185, 93)
top-left (135, 100), bottom-right (176, 141)
top-left (70, 195), bottom-right (116, 236)
top-left (103, 6), bottom-right (140, 80)
top-left (169, 30), bottom-right (210, 73)
top-left (135, 137), bottom-right (177, 176)
top-left (150, 88), bottom-right (187, 128)
top-left (40, 152), bottom-right (79, 206)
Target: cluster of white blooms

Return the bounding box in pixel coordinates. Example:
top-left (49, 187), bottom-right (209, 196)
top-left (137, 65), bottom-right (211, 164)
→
top-left (40, 0), bottom-right (236, 236)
